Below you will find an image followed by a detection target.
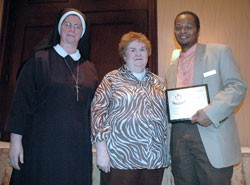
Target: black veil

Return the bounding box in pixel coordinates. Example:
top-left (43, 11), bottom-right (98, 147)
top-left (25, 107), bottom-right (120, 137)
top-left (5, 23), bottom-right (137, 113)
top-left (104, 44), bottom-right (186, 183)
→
top-left (17, 8), bottom-right (89, 78)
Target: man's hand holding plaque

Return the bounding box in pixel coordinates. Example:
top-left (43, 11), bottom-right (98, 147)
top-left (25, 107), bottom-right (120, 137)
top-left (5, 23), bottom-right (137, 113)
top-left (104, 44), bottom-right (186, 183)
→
top-left (191, 109), bottom-right (212, 127)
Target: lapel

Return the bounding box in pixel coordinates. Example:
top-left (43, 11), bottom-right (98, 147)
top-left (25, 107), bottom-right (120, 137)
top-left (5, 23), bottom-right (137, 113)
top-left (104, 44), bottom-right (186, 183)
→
top-left (167, 58), bottom-right (178, 89)
top-left (193, 43), bottom-right (207, 85)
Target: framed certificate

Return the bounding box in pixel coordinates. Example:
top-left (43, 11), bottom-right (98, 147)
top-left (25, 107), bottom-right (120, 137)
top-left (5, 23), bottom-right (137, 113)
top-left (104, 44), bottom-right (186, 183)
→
top-left (166, 84), bottom-right (210, 123)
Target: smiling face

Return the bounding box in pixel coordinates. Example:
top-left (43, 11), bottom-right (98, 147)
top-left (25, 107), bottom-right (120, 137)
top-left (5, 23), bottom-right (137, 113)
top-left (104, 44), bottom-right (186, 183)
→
top-left (123, 40), bottom-right (148, 73)
top-left (174, 14), bottom-right (199, 52)
top-left (60, 15), bottom-right (82, 48)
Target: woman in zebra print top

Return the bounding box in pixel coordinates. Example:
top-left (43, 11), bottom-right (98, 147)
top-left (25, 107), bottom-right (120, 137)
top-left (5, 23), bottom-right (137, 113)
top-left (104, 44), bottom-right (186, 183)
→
top-left (91, 32), bottom-right (169, 185)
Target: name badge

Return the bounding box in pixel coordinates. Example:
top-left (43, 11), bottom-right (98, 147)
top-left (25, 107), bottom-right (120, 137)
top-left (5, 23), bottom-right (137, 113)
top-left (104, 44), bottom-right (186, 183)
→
top-left (203, 70), bottom-right (216, 78)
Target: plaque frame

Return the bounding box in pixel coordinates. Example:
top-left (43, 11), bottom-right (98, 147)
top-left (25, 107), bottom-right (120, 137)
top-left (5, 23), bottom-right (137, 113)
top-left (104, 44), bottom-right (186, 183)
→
top-left (166, 84), bottom-right (210, 123)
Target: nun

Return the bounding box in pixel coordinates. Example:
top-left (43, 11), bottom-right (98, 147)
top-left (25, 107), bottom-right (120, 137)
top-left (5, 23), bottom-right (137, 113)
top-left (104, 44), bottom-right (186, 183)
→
top-left (5, 8), bottom-right (98, 185)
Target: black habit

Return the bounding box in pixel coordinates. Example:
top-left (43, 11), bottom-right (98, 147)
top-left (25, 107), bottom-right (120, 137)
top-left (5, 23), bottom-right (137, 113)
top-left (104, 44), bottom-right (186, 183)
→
top-left (5, 48), bottom-right (98, 185)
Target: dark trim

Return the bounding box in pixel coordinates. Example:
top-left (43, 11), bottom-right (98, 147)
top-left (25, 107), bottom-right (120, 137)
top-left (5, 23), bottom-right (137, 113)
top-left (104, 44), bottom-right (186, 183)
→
top-left (148, 0), bottom-right (158, 74)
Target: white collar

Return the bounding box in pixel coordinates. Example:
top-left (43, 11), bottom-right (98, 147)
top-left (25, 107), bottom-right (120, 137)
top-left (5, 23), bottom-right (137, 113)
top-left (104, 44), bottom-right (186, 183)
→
top-left (53, 44), bottom-right (81, 61)
top-left (132, 69), bottom-right (146, 81)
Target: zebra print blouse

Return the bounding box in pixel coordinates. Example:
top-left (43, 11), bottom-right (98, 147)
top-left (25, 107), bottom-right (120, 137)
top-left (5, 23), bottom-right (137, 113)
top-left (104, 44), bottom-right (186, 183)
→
top-left (91, 65), bottom-right (169, 169)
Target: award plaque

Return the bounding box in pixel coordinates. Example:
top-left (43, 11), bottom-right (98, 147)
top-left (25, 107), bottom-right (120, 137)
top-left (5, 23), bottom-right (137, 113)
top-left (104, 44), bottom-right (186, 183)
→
top-left (166, 84), bottom-right (210, 123)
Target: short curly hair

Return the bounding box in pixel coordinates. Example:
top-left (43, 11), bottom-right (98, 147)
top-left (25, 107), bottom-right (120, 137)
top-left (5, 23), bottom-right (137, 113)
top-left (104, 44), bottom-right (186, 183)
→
top-left (118, 32), bottom-right (151, 63)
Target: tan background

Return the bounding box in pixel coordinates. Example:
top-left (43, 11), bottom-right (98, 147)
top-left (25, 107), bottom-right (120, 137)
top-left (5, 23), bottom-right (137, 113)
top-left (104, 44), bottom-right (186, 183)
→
top-left (157, 0), bottom-right (250, 147)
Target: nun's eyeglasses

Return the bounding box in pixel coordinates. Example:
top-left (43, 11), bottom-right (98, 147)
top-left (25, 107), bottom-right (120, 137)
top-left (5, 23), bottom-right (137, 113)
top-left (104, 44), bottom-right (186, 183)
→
top-left (63, 22), bottom-right (81, 30)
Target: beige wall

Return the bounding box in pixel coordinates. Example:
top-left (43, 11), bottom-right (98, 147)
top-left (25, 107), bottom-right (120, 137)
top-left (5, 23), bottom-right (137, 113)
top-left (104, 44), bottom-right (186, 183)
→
top-left (157, 0), bottom-right (250, 147)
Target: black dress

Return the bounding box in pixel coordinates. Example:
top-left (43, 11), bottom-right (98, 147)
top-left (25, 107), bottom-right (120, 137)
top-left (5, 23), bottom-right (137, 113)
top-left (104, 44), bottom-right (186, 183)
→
top-left (5, 48), bottom-right (98, 185)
